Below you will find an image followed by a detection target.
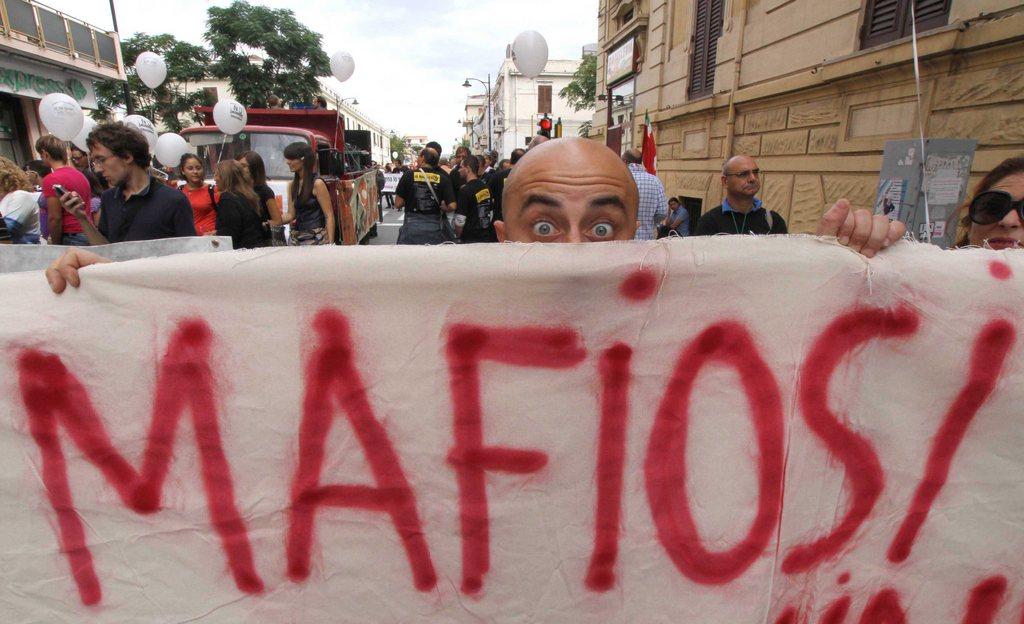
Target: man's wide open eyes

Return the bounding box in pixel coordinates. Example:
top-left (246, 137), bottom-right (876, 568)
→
top-left (590, 223), bottom-right (614, 238)
top-left (532, 221), bottom-right (556, 237)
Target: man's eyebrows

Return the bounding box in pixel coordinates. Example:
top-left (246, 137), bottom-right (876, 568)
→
top-left (520, 193), bottom-right (628, 213)
top-left (587, 195), bottom-right (628, 212)
top-left (522, 194), bottom-right (562, 209)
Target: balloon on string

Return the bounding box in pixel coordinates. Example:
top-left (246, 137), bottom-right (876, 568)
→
top-left (124, 114), bottom-right (158, 152)
top-left (38, 93), bottom-right (84, 141)
top-left (213, 99), bottom-right (247, 135)
top-left (71, 116), bottom-right (97, 153)
top-left (330, 51), bottom-right (355, 83)
top-left (512, 31), bottom-right (549, 79)
top-left (154, 133), bottom-right (189, 168)
top-left (134, 51), bottom-right (167, 90)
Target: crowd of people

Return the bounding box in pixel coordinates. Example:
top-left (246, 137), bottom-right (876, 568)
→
top-left (6, 119), bottom-right (1016, 293)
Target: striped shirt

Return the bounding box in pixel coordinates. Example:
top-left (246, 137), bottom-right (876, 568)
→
top-left (628, 163), bottom-right (668, 241)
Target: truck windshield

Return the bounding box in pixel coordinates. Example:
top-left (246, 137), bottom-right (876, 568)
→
top-left (183, 131), bottom-right (307, 180)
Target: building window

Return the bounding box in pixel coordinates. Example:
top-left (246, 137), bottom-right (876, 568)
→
top-left (861, 0), bottom-right (951, 49)
top-left (538, 84), bottom-right (552, 115)
top-left (688, 0), bottom-right (723, 100)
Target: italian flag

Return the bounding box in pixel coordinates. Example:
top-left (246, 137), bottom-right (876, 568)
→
top-left (641, 111), bottom-right (657, 175)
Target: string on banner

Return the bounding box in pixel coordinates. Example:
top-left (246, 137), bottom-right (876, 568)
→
top-left (909, 1), bottom-right (932, 244)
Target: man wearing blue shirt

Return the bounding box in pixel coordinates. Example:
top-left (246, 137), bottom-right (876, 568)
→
top-left (695, 155), bottom-right (787, 236)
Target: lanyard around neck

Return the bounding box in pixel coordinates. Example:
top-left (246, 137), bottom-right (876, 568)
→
top-left (730, 210), bottom-right (749, 235)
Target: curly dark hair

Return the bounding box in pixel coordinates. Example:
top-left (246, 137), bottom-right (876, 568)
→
top-left (86, 122), bottom-right (152, 169)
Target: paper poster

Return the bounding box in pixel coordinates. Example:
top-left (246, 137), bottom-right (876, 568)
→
top-left (874, 178), bottom-right (907, 220)
top-left (0, 239), bottom-right (1021, 622)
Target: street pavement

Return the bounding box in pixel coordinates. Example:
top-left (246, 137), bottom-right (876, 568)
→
top-left (367, 204), bottom-right (403, 245)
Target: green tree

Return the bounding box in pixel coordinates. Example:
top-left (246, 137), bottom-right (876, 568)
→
top-left (205, 0), bottom-right (330, 107)
top-left (94, 33), bottom-right (210, 132)
top-left (389, 133), bottom-right (408, 160)
top-left (559, 53), bottom-right (597, 113)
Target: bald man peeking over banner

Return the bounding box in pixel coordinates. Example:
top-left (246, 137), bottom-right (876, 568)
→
top-left (46, 138), bottom-right (903, 293)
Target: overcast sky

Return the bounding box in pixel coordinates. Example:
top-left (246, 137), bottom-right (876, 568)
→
top-left (50, 0), bottom-right (598, 149)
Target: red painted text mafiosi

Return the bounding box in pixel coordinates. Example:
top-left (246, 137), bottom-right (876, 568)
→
top-left (14, 306), bottom-right (1020, 620)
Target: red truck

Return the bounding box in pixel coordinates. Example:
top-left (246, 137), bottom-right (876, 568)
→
top-left (181, 107), bottom-right (379, 244)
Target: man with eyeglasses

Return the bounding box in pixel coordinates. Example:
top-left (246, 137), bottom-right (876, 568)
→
top-left (696, 155), bottom-right (787, 236)
top-left (55, 122), bottom-right (195, 246)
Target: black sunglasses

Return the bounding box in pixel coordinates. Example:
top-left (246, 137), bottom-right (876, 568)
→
top-left (969, 190), bottom-right (1024, 226)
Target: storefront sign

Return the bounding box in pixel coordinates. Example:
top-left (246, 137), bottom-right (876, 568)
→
top-left (0, 54), bottom-right (97, 108)
top-left (606, 37), bottom-right (636, 85)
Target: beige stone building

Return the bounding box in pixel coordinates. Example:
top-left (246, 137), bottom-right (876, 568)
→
top-left (592, 0), bottom-right (1024, 232)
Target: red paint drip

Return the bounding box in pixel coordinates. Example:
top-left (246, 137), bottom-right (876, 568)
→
top-left (782, 307), bottom-right (919, 574)
top-left (888, 321), bottom-right (1016, 563)
top-left (858, 589), bottom-right (907, 624)
top-left (619, 268), bottom-right (658, 302)
top-left (286, 309), bottom-right (437, 591)
top-left (446, 323), bottom-right (586, 594)
top-left (16, 319), bottom-right (263, 606)
top-left (989, 261), bottom-right (1012, 280)
top-left (776, 607), bottom-right (799, 624)
top-left (837, 572), bottom-right (851, 585)
top-left (585, 343), bottom-right (632, 591)
top-left (821, 596), bottom-right (852, 624)
top-left (962, 575), bottom-right (1008, 624)
top-left (645, 321), bottom-right (785, 585)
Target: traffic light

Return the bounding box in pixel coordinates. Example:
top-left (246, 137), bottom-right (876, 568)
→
top-left (554, 117), bottom-right (563, 138)
top-left (538, 115), bottom-right (552, 138)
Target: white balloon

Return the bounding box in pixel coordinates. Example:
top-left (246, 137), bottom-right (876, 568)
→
top-left (124, 114), bottom-right (158, 152)
top-left (134, 51), bottom-right (167, 90)
top-left (391, 151), bottom-right (398, 159)
top-left (330, 51), bottom-right (355, 83)
top-left (213, 99), bottom-right (247, 135)
top-left (71, 117), bottom-right (97, 152)
top-left (154, 133), bottom-right (189, 168)
top-left (38, 93), bottom-right (84, 141)
top-left (512, 31), bottom-right (549, 79)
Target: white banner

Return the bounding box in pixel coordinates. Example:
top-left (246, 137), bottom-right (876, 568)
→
top-left (383, 172), bottom-right (402, 194)
top-left (0, 236), bottom-right (232, 273)
top-left (1, 238), bottom-right (1022, 622)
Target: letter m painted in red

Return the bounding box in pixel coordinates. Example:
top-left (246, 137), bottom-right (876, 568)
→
top-left (16, 319), bottom-right (263, 606)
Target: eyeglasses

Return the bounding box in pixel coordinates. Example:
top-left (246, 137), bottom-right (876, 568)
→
top-left (969, 190), bottom-right (1024, 225)
top-left (724, 168), bottom-right (760, 179)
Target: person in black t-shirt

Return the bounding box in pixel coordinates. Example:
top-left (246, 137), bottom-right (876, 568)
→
top-left (57, 122), bottom-right (195, 245)
top-left (488, 148), bottom-right (526, 224)
top-left (394, 147), bottom-right (456, 244)
top-left (214, 161), bottom-right (264, 249)
top-left (450, 145), bottom-right (470, 195)
top-left (454, 155), bottom-right (497, 243)
top-left (695, 155), bottom-right (787, 236)
top-left (237, 151), bottom-right (284, 241)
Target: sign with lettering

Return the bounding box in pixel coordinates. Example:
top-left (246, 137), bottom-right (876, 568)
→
top-left (0, 54), bottom-right (96, 107)
top-left (606, 36), bottom-right (637, 85)
top-left (0, 238), bottom-right (1021, 622)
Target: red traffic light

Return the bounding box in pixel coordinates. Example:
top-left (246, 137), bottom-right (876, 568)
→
top-left (539, 117), bottom-right (552, 131)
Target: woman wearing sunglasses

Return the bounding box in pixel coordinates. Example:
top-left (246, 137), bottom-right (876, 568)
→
top-left (957, 157), bottom-right (1024, 249)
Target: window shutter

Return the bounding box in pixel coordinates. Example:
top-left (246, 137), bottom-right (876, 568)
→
top-left (688, 0), bottom-right (723, 99)
top-left (538, 85), bottom-right (552, 115)
top-left (861, 0), bottom-right (950, 49)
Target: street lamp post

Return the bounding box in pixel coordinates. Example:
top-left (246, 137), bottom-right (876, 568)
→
top-left (462, 74), bottom-right (491, 153)
top-left (108, 0), bottom-right (134, 115)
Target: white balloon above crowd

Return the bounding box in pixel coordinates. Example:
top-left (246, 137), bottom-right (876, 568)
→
top-left (213, 99), bottom-right (248, 135)
top-left (134, 51), bottom-right (168, 90)
top-left (154, 132), bottom-right (189, 166)
top-left (330, 50), bottom-right (355, 83)
top-left (38, 93), bottom-right (84, 142)
top-left (512, 31), bottom-right (549, 79)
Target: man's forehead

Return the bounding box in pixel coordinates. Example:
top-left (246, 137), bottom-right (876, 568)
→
top-left (725, 156), bottom-right (758, 172)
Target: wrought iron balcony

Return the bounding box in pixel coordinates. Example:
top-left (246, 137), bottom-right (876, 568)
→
top-left (0, 0), bottom-right (123, 78)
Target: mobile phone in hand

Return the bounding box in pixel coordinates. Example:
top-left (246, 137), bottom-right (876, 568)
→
top-left (52, 183), bottom-right (67, 196)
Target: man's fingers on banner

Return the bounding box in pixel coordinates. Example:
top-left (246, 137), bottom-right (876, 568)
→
top-left (817, 199), bottom-right (851, 237)
top-left (863, 215), bottom-right (892, 259)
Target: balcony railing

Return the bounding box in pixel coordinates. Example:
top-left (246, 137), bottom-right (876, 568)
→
top-left (0, 0), bottom-right (121, 71)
